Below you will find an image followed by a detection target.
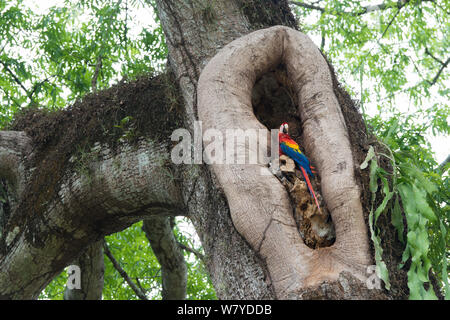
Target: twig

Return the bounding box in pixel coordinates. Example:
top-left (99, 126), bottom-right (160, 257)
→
top-left (103, 240), bottom-right (148, 300)
top-left (290, 0), bottom-right (434, 16)
top-left (0, 59), bottom-right (33, 102)
top-left (91, 55), bottom-right (103, 93)
top-left (0, 86), bottom-right (21, 108)
top-left (177, 242), bottom-right (205, 261)
top-left (380, 8), bottom-right (401, 39)
top-left (135, 277), bottom-right (147, 294)
top-left (439, 154), bottom-right (450, 171)
top-left (424, 49), bottom-right (449, 86)
top-left (354, 7), bottom-right (402, 75)
top-left (428, 57), bottom-right (449, 86)
top-left (30, 75), bottom-right (57, 101)
top-left (425, 48), bottom-right (445, 65)
top-left (289, 1), bottom-right (324, 12)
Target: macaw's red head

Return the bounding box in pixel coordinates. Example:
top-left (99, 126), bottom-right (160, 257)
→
top-left (279, 122), bottom-right (289, 134)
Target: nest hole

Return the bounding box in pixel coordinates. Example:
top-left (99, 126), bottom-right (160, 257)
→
top-left (251, 64), bottom-right (336, 249)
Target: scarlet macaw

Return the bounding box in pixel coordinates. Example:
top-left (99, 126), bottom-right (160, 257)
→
top-left (279, 122), bottom-right (320, 210)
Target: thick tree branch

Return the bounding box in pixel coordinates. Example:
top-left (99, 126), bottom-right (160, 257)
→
top-left (0, 131), bottom-right (32, 202)
top-left (0, 138), bottom-right (184, 299)
top-left (64, 240), bottom-right (104, 300)
top-left (155, 0), bottom-right (283, 300)
top-left (103, 240), bottom-right (148, 300)
top-left (0, 131), bottom-right (32, 245)
top-left (143, 216), bottom-right (187, 300)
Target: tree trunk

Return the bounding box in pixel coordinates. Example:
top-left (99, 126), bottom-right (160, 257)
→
top-left (0, 0), bottom-right (408, 299)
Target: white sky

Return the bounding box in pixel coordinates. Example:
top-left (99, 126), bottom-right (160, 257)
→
top-left (18, 1), bottom-right (450, 164)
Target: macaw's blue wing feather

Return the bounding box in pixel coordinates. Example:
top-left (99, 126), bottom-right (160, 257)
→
top-left (280, 142), bottom-right (321, 210)
top-left (280, 143), bottom-right (314, 178)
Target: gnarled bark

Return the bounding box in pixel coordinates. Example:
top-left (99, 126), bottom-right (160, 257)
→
top-left (0, 139), bottom-right (184, 299)
top-left (0, 131), bottom-right (32, 207)
top-left (197, 26), bottom-right (371, 298)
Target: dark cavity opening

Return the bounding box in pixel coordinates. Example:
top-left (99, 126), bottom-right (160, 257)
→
top-left (251, 64), bottom-right (336, 249)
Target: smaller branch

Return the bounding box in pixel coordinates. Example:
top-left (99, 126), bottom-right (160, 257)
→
top-left (142, 217), bottom-right (187, 300)
top-left (290, 0), bottom-right (435, 16)
top-left (91, 55), bottom-right (103, 93)
top-left (124, 0), bottom-right (128, 49)
top-left (135, 277), bottom-right (147, 294)
top-left (424, 48), bottom-right (449, 86)
top-left (427, 57), bottom-right (450, 86)
top-left (320, 33), bottom-right (325, 51)
top-left (30, 75), bottom-right (57, 101)
top-left (354, 7), bottom-right (402, 74)
top-left (357, 0), bottom-right (407, 15)
top-left (289, 1), bottom-right (324, 12)
top-left (438, 154), bottom-right (450, 171)
top-left (0, 42), bottom-right (7, 55)
top-left (319, 10), bottom-right (326, 51)
top-left (410, 57), bottom-right (428, 83)
top-left (0, 86), bottom-right (21, 109)
top-left (425, 48), bottom-right (445, 65)
top-left (380, 8), bottom-right (401, 39)
top-left (0, 60), bottom-right (33, 102)
top-left (103, 240), bottom-right (148, 300)
top-left (177, 241), bottom-right (205, 261)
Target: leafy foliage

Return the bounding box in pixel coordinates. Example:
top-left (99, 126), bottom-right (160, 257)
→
top-left (293, 0), bottom-right (449, 111)
top-left (0, 0), bottom-right (166, 128)
top-left (364, 115), bottom-right (449, 299)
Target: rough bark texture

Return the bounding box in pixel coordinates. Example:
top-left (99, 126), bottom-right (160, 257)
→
top-left (0, 139), bottom-right (184, 299)
top-left (0, 131), bottom-right (32, 212)
top-left (0, 0), bottom-right (409, 300)
top-left (64, 241), bottom-right (104, 300)
top-left (154, 0), bottom-right (283, 299)
top-left (143, 217), bottom-right (187, 300)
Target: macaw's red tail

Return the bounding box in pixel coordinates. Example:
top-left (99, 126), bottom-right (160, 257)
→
top-left (300, 166), bottom-right (321, 210)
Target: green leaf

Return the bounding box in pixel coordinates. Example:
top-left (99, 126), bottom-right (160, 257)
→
top-left (391, 196), bottom-right (404, 243)
top-left (360, 145), bottom-right (375, 169)
top-left (369, 158), bottom-right (379, 193)
top-left (402, 165), bottom-right (437, 195)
